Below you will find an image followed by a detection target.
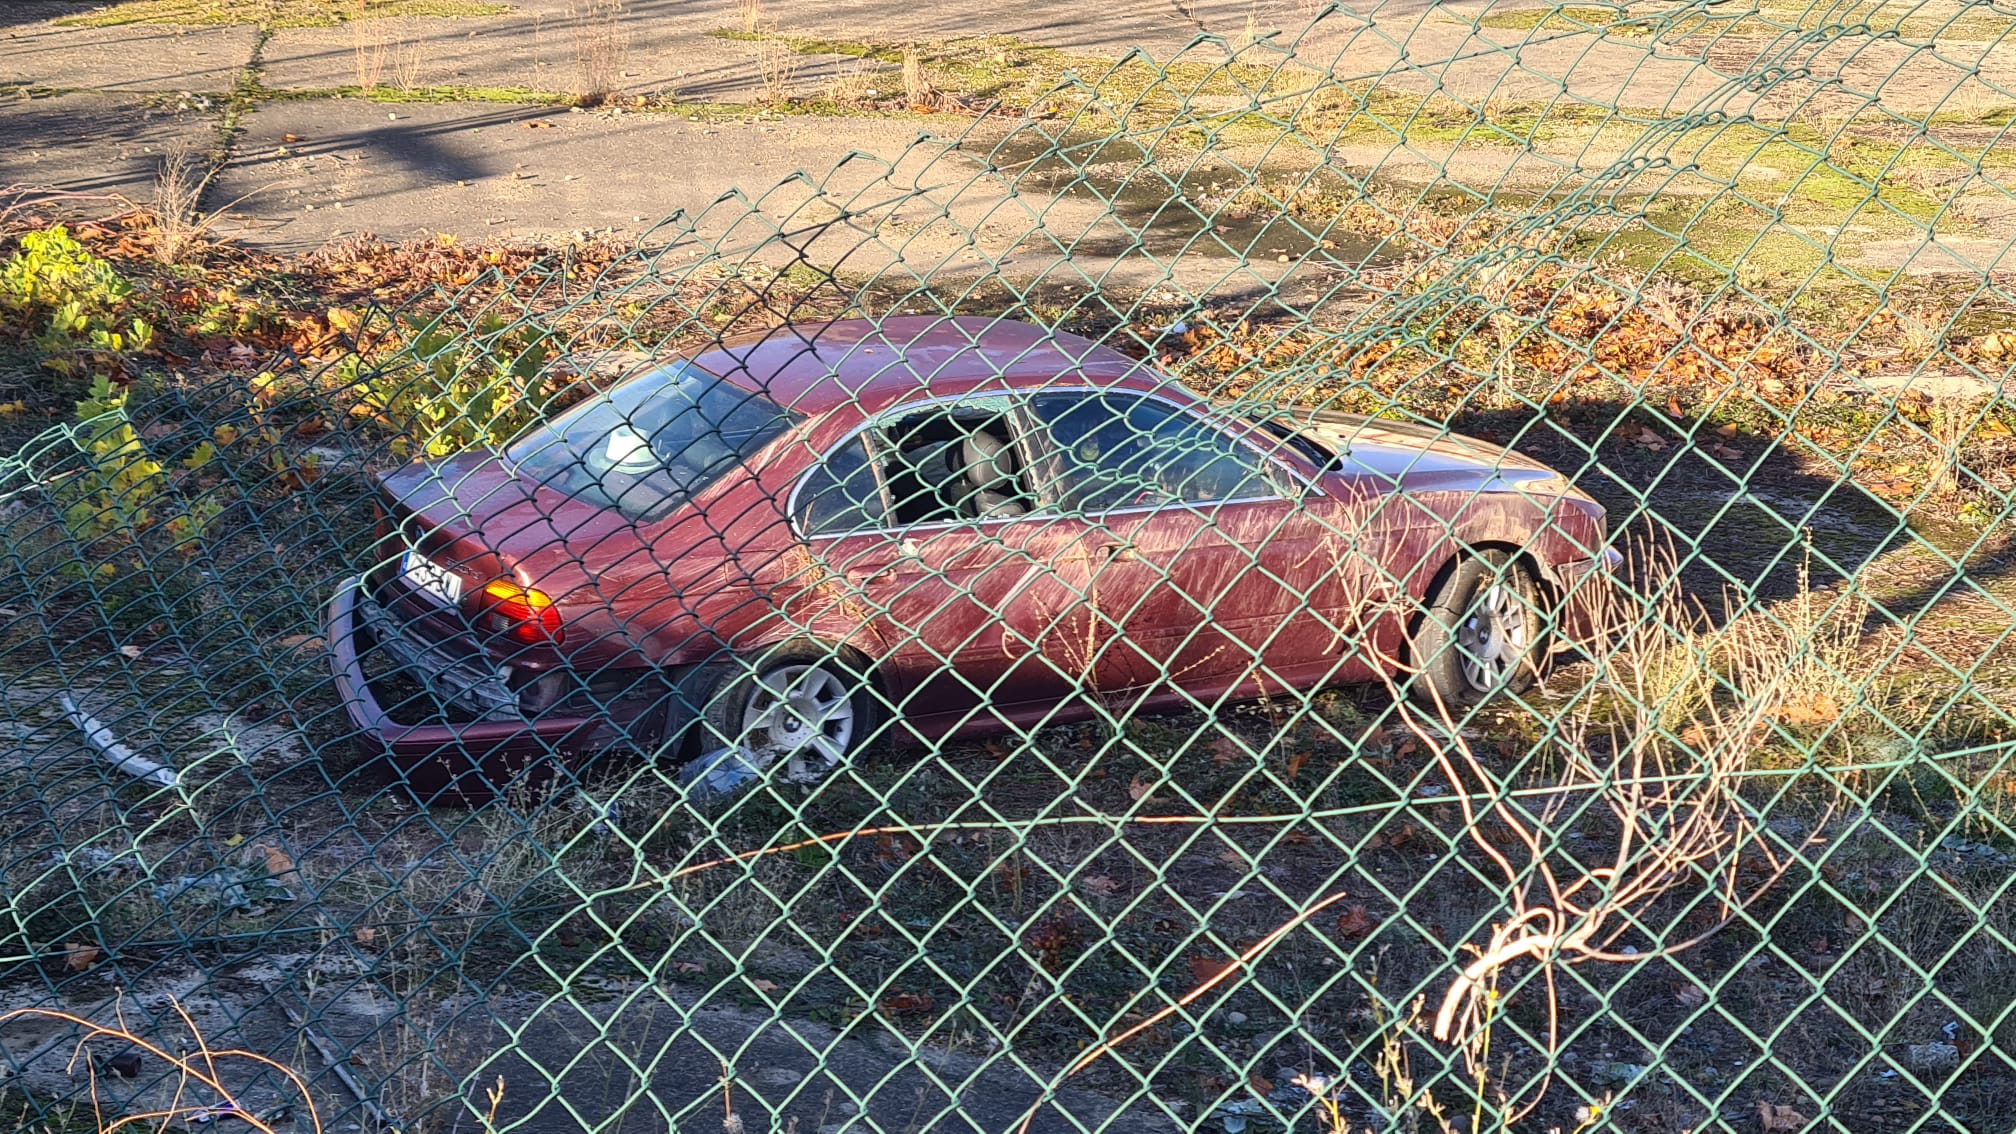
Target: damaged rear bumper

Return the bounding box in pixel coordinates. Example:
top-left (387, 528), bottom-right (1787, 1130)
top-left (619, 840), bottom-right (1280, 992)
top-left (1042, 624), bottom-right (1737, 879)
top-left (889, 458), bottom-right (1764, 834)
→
top-left (326, 575), bottom-right (612, 798)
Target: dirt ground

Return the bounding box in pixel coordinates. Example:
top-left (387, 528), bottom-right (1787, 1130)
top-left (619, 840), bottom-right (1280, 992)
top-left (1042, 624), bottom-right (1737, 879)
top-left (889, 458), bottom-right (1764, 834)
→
top-left (4, 2), bottom-right (2016, 1133)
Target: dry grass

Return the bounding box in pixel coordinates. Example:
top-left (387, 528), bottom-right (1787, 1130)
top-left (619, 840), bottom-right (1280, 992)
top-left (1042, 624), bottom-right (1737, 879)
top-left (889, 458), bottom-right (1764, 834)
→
top-left (350, 7), bottom-right (427, 93)
top-left (733, 0), bottom-right (762, 35)
top-left (148, 142), bottom-right (208, 265)
top-left (1593, 546), bottom-right (1903, 751)
top-left (569, 0), bottom-right (631, 107)
top-left (824, 57), bottom-right (884, 105)
top-left (900, 45), bottom-right (936, 110)
top-left (754, 28), bottom-right (802, 105)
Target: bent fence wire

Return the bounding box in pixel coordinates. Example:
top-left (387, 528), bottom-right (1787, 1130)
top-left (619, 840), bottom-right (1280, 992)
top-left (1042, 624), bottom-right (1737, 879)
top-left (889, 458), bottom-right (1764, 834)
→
top-left (4, 2), bottom-right (2016, 1132)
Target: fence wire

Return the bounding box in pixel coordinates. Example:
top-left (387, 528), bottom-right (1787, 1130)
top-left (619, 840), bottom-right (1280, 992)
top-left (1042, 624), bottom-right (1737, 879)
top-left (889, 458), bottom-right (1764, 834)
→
top-left (3, 2), bottom-right (2016, 1133)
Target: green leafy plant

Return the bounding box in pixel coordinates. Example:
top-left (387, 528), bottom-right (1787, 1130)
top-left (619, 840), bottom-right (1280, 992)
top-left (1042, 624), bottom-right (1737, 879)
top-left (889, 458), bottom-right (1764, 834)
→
top-left (58, 374), bottom-right (168, 543)
top-left (340, 313), bottom-right (559, 459)
top-left (55, 376), bottom-right (226, 551)
top-left (0, 226), bottom-right (156, 376)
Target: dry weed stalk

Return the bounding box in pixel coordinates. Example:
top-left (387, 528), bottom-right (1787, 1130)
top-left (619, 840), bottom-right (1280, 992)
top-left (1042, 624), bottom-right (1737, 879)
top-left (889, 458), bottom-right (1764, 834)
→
top-left (824, 57), bottom-right (881, 105)
top-left (1379, 552), bottom-right (1832, 1118)
top-left (900, 45), bottom-right (936, 110)
top-left (754, 28), bottom-right (801, 104)
top-left (0, 1001), bottom-right (322, 1134)
top-left (149, 142), bottom-right (207, 265)
top-left (734, 0), bottom-right (763, 34)
top-left (351, 20), bottom-right (388, 89)
top-left (570, 0), bottom-right (632, 107)
top-left (141, 145), bottom-right (278, 265)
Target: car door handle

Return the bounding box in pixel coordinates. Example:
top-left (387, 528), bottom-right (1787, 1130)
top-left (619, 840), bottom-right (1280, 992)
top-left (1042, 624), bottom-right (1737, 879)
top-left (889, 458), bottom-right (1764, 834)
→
top-left (1100, 542), bottom-right (1137, 562)
top-left (848, 567), bottom-right (897, 585)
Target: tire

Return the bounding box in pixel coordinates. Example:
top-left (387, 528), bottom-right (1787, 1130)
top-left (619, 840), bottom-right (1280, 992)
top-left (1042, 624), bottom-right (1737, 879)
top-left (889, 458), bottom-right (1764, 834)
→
top-left (1406, 550), bottom-right (1545, 711)
top-left (693, 642), bottom-right (880, 790)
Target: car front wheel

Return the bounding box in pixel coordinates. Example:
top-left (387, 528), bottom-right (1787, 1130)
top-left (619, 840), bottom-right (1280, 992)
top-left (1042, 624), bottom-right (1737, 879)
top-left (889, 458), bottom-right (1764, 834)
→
top-left (1407, 550), bottom-right (1545, 711)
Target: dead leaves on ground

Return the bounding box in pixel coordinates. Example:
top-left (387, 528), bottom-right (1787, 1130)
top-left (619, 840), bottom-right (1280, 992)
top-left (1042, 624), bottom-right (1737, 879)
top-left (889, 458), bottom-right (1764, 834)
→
top-left (1775, 694), bottom-right (1842, 727)
top-left (1757, 1100), bottom-right (1811, 1131)
top-left (62, 942), bottom-right (100, 972)
top-left (1334, 903), bottom-right (1376, 940)
top-left (880, 991), bottom-right (935, 1015)
top-left (1188, 955), bottom-right (1239, 988)
top-left (1079, 874), bottom-right (1123, 897)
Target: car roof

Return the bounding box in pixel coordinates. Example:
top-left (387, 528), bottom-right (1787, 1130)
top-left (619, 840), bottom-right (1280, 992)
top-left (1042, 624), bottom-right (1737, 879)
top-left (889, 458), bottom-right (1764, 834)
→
top-left (685, 316), bottom-right (1156, 418)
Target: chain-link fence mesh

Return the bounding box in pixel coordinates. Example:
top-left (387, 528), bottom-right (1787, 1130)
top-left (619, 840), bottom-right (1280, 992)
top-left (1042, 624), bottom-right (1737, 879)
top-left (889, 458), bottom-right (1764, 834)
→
top-left (4, 1), bottom-right (2016, 1132)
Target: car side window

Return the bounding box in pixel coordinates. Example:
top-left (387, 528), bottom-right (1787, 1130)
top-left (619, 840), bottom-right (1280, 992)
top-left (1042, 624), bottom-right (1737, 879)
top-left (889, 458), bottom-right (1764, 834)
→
top-left (799, 435), bottom-right (889, 535)
top-left (874, 405), bottom-right (1039, 526)
top-left (1028, 392), bottom-right (1292, 513)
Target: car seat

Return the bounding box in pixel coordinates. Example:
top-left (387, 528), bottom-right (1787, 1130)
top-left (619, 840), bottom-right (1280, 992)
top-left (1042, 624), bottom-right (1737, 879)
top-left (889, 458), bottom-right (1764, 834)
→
top-left (960, 429), bottom-right (1026, 517)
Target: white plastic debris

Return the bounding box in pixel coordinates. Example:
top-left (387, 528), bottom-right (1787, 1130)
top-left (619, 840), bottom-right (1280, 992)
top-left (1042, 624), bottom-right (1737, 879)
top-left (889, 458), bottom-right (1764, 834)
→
top-left (677, 746), bottom-right (775, 799)
top-left (59, 694), bottom-right (178, 788)
top-left (1908, 1042), bottom-right (1959, 1070)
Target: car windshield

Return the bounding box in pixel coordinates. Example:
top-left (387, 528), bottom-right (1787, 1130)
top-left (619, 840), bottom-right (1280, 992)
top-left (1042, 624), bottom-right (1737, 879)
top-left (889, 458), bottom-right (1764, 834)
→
top-left (506, 362), bottom-right (800, 522)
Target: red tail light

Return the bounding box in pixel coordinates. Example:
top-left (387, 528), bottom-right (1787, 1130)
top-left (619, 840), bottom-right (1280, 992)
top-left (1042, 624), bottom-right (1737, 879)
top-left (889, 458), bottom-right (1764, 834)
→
top-left (474, 580), bottom-right (564, 645)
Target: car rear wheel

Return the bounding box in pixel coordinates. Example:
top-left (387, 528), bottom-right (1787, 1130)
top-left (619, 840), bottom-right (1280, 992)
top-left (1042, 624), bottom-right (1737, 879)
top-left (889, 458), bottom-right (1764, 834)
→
top-left (1407, 550), bottom-right (1545, 711)
top-left (691, 644), bottom-right (879, 793)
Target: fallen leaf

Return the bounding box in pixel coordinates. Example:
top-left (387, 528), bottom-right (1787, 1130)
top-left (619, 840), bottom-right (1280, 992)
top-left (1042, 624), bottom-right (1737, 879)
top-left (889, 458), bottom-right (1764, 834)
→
top-left (1777, 694), bottom-right (1840, 726)
top-left (1335, 904), bottom-right (1376, 939)
top-left (1757, 1100), bottom-right (1809, 1131)
top-left (1128, 773), bottom-right (1151, 801)
top-left (1284, 751), bottom-right (1310, 780)
top-left (1081, 874), bottom-right (1122, 897)
top-left (522, 120), bottom-right (555, 129)
top-left (1210, 736), bottom-right (1242, 768)
top-left (253, 842), bottom-right (297, 879)
top-left (1632, 425), bottom-right (1668, 451)
top-left (63, 942), bottom-right (100, 972)
top-left (281, 133), bottom-right (305, 143)
top-left (1189, 956), bottom-right (1238, 988)
top-left (118, 644), bottom-right (143, 660)
top-left (1247, 1073), bottom-right (1274, 1096)
top-left (354, 926), bottom-right (377, 946)
top-left (1673, 983), bottom-right (1706, 1008)
top-left (223, 834), bottom-right (245, 847)
top-left (983, 739), bottom-right (1010, 760)
top-left (881, 992), bottom-right (934, 1014)
top-left (673, 960), bottom-right (706, 974)
top-left (751, 978), bottom-right (780, 994)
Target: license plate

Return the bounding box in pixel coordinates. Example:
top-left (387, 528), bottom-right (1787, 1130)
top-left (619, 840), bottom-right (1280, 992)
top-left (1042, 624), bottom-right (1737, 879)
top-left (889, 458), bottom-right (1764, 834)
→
top-left (400, 550), bottom-right (463, 605)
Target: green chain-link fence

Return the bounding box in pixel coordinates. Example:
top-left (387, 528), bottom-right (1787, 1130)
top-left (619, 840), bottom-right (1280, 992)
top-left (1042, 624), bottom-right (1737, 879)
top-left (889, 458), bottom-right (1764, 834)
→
top-left (4, 2), bottom-right (2016, 1132)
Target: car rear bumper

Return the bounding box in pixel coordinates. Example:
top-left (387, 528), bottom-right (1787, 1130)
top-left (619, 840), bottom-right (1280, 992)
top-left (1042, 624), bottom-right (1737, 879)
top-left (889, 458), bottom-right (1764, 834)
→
top-left (326, 575), bottom-right (604, 798)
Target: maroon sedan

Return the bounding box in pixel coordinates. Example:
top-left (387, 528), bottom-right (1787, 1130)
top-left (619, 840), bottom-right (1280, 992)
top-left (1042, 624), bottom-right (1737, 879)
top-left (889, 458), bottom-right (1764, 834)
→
top-left (328, 317), bottom-right (1616, 796)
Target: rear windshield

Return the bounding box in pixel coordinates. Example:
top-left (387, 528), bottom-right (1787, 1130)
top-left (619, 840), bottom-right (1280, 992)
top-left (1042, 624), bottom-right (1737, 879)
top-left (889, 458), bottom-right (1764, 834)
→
top-left (506, 363), bottom-right (800, 522)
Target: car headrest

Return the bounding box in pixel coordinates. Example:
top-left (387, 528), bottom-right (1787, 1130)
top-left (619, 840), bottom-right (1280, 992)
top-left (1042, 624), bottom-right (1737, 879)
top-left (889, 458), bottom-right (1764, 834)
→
top-left (962, 430), bottom-right (1014, 492)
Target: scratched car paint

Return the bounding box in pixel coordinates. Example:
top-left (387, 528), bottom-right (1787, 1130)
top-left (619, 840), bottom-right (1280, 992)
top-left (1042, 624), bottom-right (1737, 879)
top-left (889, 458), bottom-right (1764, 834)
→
top-left (327, 317), bottom-right (1616, 798)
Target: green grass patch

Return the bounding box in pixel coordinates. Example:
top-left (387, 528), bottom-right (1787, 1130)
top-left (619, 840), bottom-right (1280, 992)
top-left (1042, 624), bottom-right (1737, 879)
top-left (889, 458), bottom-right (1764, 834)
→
top-left (56, 0), bottom-right (511, 28)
